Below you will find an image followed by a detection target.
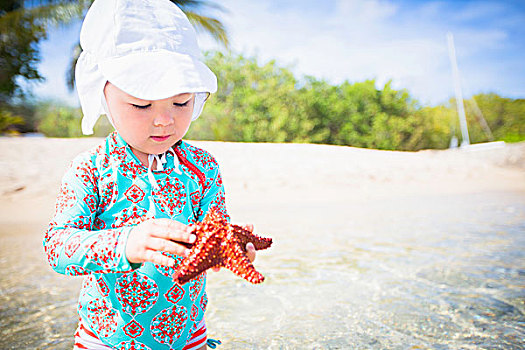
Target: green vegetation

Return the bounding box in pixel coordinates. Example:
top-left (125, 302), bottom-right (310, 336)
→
top-left (186, 52), bottom-right (524, 150)
top-left (2, 3), bottom-right (521, 148)
top-left (2, 52), bottom-right (524, 149)
top-left (35, 101), bottom-right (83, 137)
top-left (1, 98), bottom-right (113, 137)
top-left (462, 93), bottom-right (525, 143)
top-left (0, 108), bottom-right (25, 134)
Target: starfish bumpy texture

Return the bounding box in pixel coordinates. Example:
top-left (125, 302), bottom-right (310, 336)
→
top-left (173, 208), bottom-right (273, 284)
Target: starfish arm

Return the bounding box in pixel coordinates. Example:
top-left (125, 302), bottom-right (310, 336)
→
top-left (230, 224), bottom-right (273, 251)
top-left (222, 236), bottom-right (265, 284)
top-left (173, 234), bottom-right (222, 285)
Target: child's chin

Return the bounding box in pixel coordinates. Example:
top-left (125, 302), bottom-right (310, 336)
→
top-left (146, 140), bottom-right (179, 154)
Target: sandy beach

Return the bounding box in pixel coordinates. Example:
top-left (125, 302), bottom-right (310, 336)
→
top-left (1, 137), bottom-right (524, 349)
top-left (1, 137), bottom-right (524, 224)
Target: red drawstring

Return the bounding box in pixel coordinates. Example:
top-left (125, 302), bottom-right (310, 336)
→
top-left (173, 142), bottom-right (206, 190)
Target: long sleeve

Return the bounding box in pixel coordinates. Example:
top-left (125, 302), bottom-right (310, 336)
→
top-left (43, 154), bottom-right (137, 276)
top-left (197, 160), bottom-right (230, 222)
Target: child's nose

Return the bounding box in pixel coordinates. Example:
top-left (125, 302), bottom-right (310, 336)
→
top-left (153, 110), bottom-right (174, 127)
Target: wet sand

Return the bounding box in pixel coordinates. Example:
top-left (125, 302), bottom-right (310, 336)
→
top-left (0, 137), bottom-right (524, 349)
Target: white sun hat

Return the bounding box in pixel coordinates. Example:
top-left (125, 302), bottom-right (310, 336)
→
top-left (75, 0), bottom-right (217, 135)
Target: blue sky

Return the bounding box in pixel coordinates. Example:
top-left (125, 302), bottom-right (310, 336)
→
top-left (24, 0), bottom-right (525, 107)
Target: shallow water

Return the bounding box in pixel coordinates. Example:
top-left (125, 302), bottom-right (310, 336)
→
top-left (1, 191), bottom-right (524, 349)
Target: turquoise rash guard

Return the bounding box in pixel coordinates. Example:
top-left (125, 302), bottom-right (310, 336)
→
top-left (43, 132), bottom-right (229, 349)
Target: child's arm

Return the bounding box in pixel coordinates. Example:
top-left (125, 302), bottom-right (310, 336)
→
top-left (43, 155), bottom-right (194, 276)
top-left (43, 156), bottom-right (131, 275)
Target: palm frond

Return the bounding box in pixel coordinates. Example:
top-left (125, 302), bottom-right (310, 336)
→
top-left (172, 0), bottom-right (227, 13)
top-left (185, 12), bottom-right (229, 48)
top-left (66, 41), bottom-right (81, 92)
top-left (171, 0), bottom-right (229, 48)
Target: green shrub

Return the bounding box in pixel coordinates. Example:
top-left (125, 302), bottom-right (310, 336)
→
top-left (36, 103), bottom-right (83, 137)
top-left (0, 108), bottom-right (25, 134)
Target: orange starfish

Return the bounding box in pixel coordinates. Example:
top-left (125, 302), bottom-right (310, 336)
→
top-left (173, 208), bottom-right (272, 285)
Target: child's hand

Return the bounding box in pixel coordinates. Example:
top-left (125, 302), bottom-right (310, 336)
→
top-left (212, 224), bottom-right (256, 272)
top-left (126, 219), bottom-right (196, 266)
top-left (244, 223), bottom-right (257, 263)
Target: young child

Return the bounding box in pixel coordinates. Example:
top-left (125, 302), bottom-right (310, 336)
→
top-left (42, 0), bottom-right (256, 349)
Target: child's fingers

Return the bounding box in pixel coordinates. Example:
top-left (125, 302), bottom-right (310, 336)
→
top-left (246, 242), bottom-right (256, 263)
top-left (145, 249), bottom-right (176, 267)
top-left (151, 219), bottom-right (196, 243)
top-left (147, 237), bottom-right (190, 257)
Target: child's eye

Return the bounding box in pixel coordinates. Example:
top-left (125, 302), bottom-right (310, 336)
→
top-left (130, 100), bottom-right (190, 109)
top-left (131, 103), bottom-right (151, 109)
top-left (174, 100), bottom-right (190, 107)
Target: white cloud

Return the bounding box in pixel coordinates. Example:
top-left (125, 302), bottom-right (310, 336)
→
top-left (199, 0), bottom-right (524, 105)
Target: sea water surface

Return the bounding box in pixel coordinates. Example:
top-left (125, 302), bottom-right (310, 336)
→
top-left (1, 191), bottom-right (524, 349)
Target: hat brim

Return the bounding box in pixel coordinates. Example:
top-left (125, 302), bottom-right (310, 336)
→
top-left (98, 50), bottom-right (217, 100)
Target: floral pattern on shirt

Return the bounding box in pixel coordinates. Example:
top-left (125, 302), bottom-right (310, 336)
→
top-left (43, 132), bottom-right (229, 349)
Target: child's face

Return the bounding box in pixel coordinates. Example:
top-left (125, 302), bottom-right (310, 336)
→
top-left (103, 82), bottom-right (194, 157)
